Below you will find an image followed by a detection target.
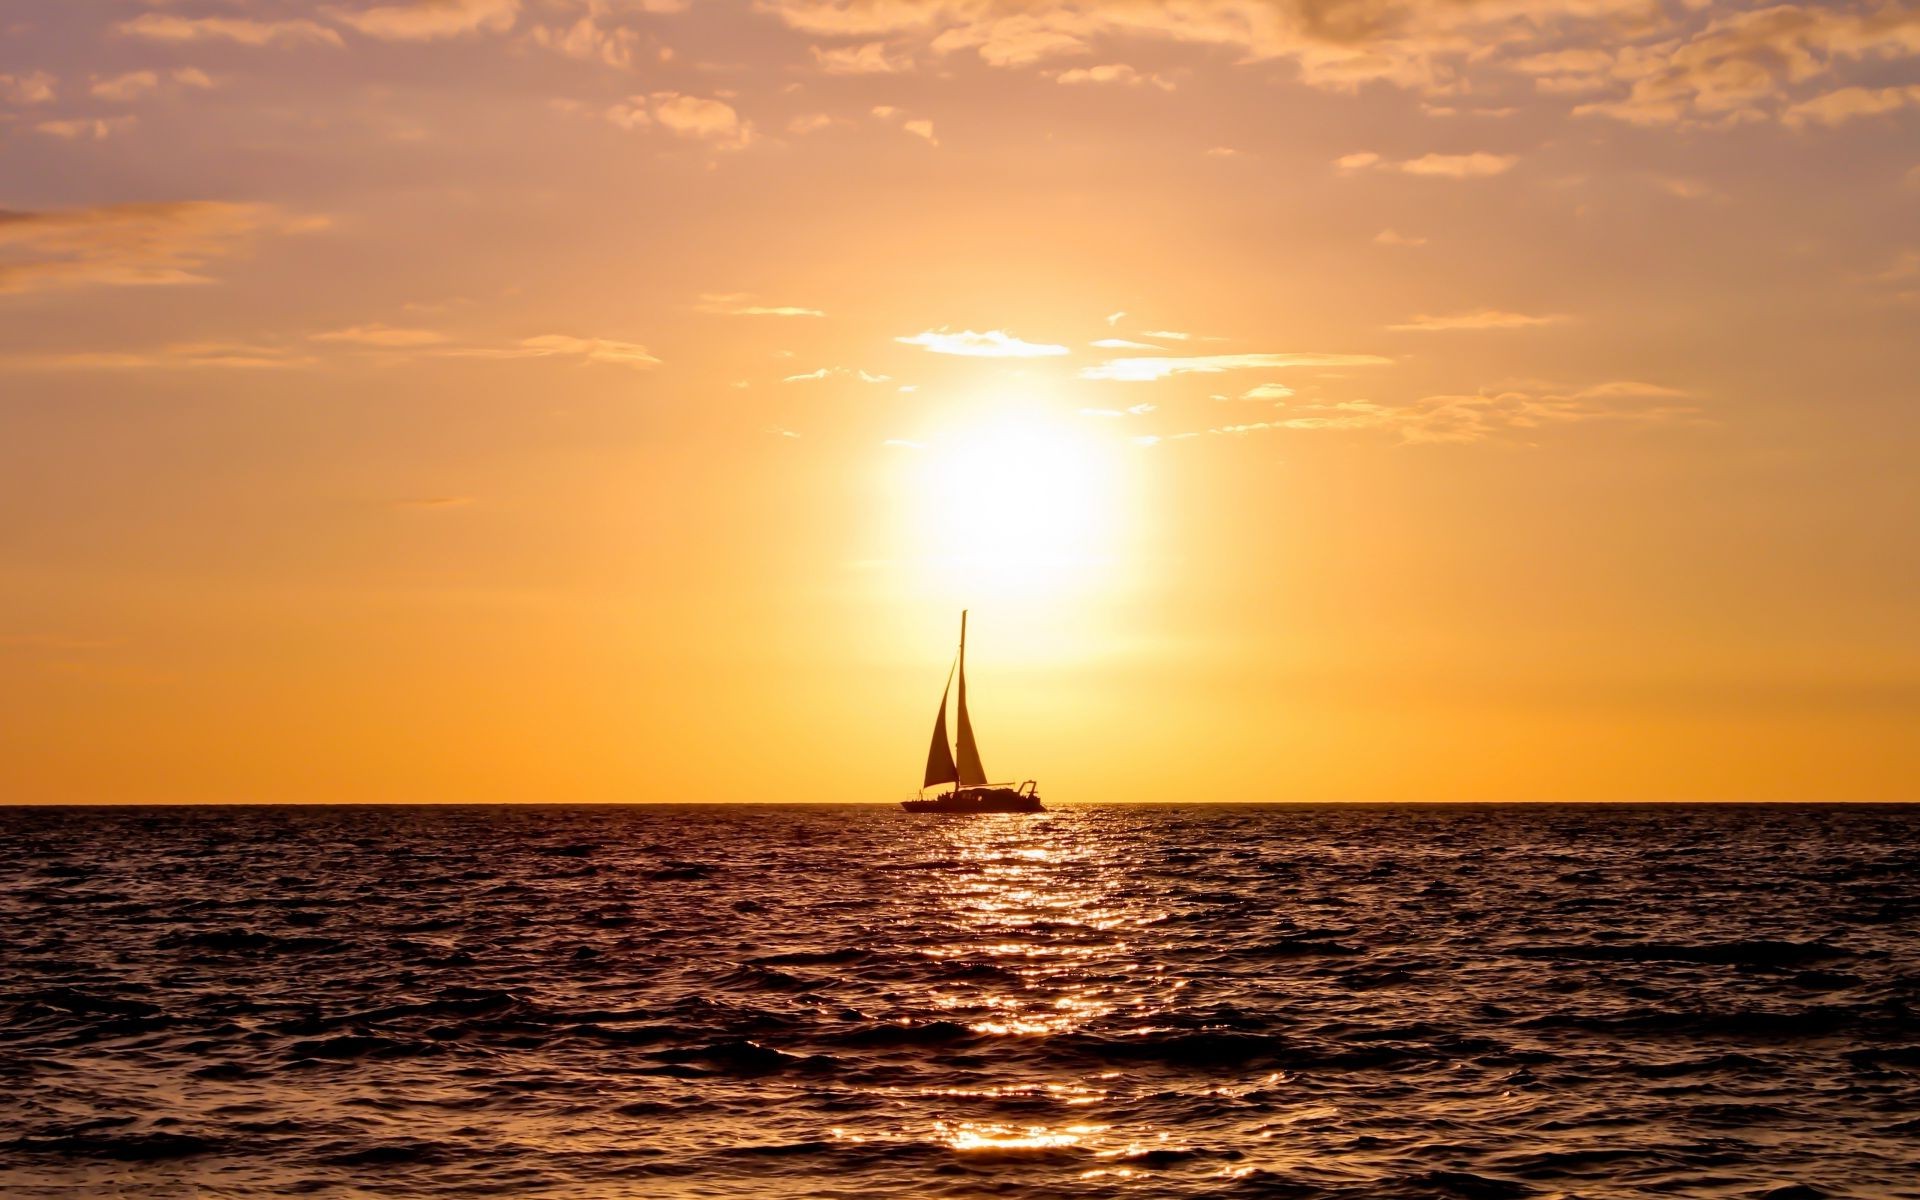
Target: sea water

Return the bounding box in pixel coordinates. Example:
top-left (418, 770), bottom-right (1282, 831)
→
top-left (2, 803), bottom-right (1917, 1198)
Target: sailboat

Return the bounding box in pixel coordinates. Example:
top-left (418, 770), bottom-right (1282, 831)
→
top-left (902, 611), bottom-right (1044, 814)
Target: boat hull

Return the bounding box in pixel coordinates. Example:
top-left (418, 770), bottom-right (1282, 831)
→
top-left (901, 788), bottom-right (1044, 814)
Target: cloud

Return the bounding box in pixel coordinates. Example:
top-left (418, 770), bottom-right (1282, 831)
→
top-left (1338, 150), bottom-right (1516, 178)
top-left (532, 15), bottom-right (641, 67)
top-left (697, 293), bottom-right (825, 317)
top-left (812, 41), bottom-right (910, 73)
top-left (503, 334), bottom-right (659, 367)
top-left (441, 335), bottom-right (661, 367)
top-left (1140, 381), bottom-right (1697, 445)
top-left (787, 112), bottom-right (836, 134)
top-left (90, 72), bottom-right (159, 102)
top-left (783, 366), bottom-right (891, 382)
top-left (0, 72), bottom-right (57, 106)
top-left (329, 0), bottom-right (520, 41)
top-left (867, 106), bottom-right (941, 142)
top-left (1081, 351), bottom-right (1391, 381)
top-left (117, 14), bottom-right (344, 48)
top-left (1657, 177), bottom-right (1721, 200)
top-left (883, 438), bottom-right (927, 449)
top-left (1389, 310), bottom-right (1568, 331)
top-left (1508, 47), bottom-right (1615, 76)
top-left (1399, 152), bottom-right (1517, 178)
top-left (1562, 5), bottom-right (1920, 129)
top-left (931, 15), bottom-right (1091, 66)
top-left (1104, 310), bottom-right (1125, 325)
top-left (1092, 338), bottom-right (1161, 349)
top-left (35, 117), bottom-right (139, 141)
top-left (758, 0), bottom-right (1467, 89)
top-left (312, 323), bottom-right (452, 347)
top-left (1080, 403), bottom-right (1157, 417)
top-left (1374, 228), bottom-right (1427, 246)
top-left (1240, 383), bottom-right (1295, 400)
top-left (896, 328), bottom-right (1068, 357)
top-left (609, 91), bottom-right (752, 146)
top-left (1573, 380), bottom-right (1690, 399)
top-left (760, 0), bottom-right (1920, 121)
top-left (1, 342), bottom-right (318, 371)
top-left (1056, 63), bottom-right (1173, 89)
top-left (1384, 387), bottom-right (1701, 444)
top-left (763, 0), bottom-right (946, 37)
top-left (0, 202), bottom-right (322, 296)
top-left (1783, 85), bottom-right (1920, 128)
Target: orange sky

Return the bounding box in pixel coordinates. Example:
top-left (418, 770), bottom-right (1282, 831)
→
top-left (2, 0), bottom-right (1917, 803)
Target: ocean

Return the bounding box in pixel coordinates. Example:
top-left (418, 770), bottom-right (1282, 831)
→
top-left (2, 803), bottom-right (1916, 1199)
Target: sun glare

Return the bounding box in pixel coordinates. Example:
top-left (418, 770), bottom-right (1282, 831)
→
top-left (895, 410), bottom-right (1127, 602)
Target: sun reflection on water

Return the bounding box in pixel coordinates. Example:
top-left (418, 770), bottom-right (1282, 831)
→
top-left (849, 810), bottom-right (1211, 1170)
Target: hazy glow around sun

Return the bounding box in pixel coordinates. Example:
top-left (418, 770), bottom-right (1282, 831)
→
top-left (897, 408), bottom-right (1127, 603)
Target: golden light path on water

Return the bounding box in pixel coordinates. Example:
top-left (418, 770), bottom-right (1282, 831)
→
top-left (825, 810), bottom-right (1270, 1181)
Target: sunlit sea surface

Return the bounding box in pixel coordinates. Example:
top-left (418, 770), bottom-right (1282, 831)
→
top-left (3, 804), bottom-right (1918, 1200)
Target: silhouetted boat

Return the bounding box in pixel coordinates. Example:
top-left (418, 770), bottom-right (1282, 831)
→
top-left (902, 611), bottom-right (1044, 814)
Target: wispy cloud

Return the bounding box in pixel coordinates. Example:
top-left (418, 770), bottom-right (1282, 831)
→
top-left (1092, 338), bottom-right (1161, 349)
top-left (117, 14), bottom-right (344, 48)
top-left (1056, 63), bottom-right (1173, 89)
top-left (2, 342), bottom-right (318, 371)
top-left (1139, 382), bottom-right (1698, 445)
top-left (0, 202), bottom-right (324, 296)
top-left (1339, 150), bottom-right (1517, 178)
top-left (812, 42), bottom-right (910, 74)
top-left (783, 366), bottom-right (891, 383)
top-left (1240, 383), bottom-right (1295, 400)
top-left (1783, 85), bottom-right (1920, 128)
top-left (697, 293), bottom-right (825, 317)
top-left (439, 335), bottom-right (661, 368)
top-left (530, 13), bottom-right (641, 67)
top-left (1389, 310), bottom-right (1568, 332)
top-left (0, 71), bottom-right (57, 105)
top-left (607, 92), bottom-right (753, 148)
top-left (896, 329), bottom-right (1068, 358)
top-left (35, 117), bottom-right (138, 141)
top-left (1374, 228), bottom-right (1427, 247)
top-left (329, 0), bottom-right (520, 42)
top-left (1081, 351), bottom-right (1390, 381)
top-left (312, 323), bottom-right (451, 347)
top-left (90, 71), bottom-right (158, 102)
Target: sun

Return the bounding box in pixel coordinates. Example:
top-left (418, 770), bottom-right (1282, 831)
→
top-left (895, 408), bottom-right (1126, 602)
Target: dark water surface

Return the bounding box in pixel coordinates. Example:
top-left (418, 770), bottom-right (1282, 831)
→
top-left (3, 804), bottom-right (1918, 1199)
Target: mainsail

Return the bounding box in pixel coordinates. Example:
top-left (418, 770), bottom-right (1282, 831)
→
top-left (923, 662), bottom-right (959, 788)
top-left (954, 611), bottom-right (989, 786)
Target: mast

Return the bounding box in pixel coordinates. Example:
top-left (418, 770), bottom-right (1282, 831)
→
top-left (954, 609), bottom-right (988, 791)
top-left (957, 610), bottom-right (966, 796)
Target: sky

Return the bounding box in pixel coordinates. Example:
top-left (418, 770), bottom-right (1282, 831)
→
top-left (1, 0), bottom-right (1916, 804)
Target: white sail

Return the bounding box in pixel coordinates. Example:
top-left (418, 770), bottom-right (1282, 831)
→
top-left (955, 611), bottom-right (988, 786)
top-left (923, 663), bottom-right (958, 788)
